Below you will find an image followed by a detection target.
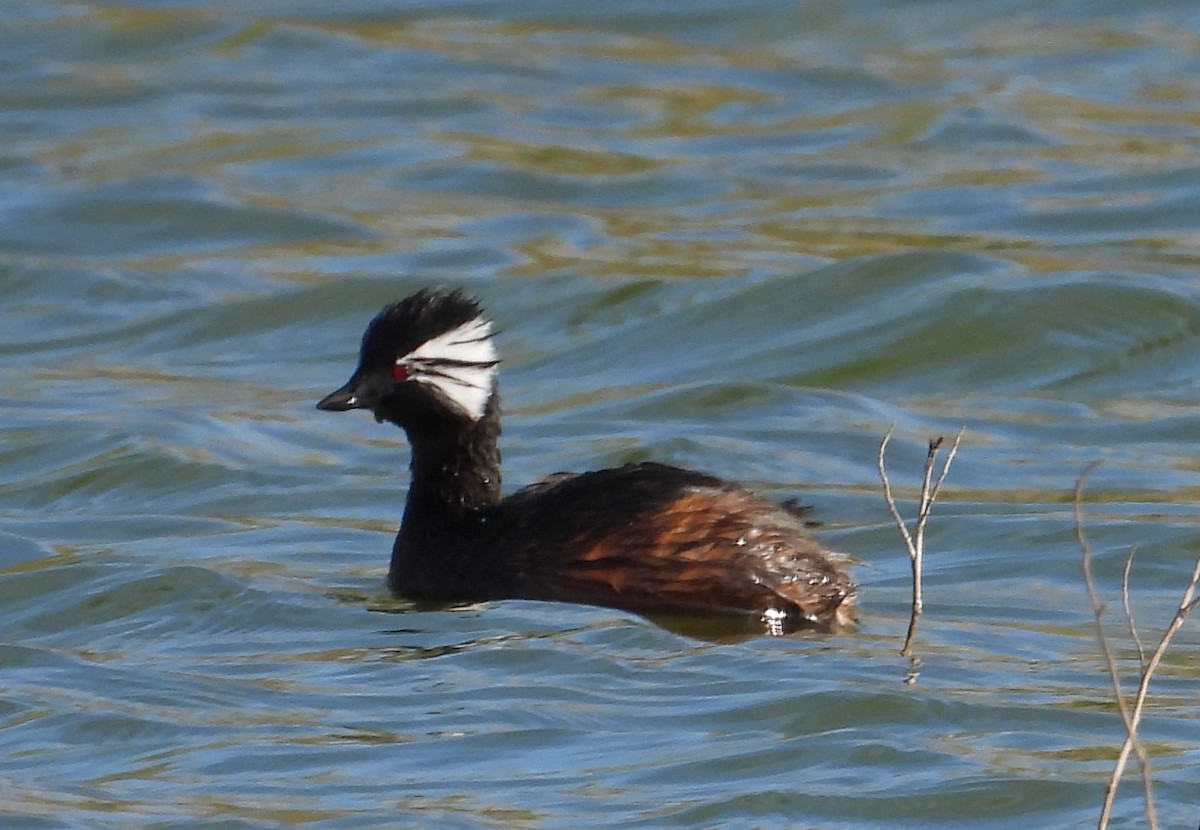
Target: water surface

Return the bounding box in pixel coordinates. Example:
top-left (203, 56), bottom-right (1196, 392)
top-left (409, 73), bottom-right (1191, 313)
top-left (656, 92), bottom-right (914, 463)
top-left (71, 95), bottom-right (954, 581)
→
top-left (2, 1), bottom-right (1200, 828)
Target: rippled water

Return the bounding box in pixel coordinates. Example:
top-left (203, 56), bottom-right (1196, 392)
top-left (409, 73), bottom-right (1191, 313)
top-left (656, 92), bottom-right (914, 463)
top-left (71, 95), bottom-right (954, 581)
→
top-left (3, 2), bottom-right (1200, 828)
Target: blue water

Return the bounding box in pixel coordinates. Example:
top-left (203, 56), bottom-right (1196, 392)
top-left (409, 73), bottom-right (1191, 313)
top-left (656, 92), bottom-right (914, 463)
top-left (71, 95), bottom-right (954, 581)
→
top-left (2, 1), bottom-right (1200, 828)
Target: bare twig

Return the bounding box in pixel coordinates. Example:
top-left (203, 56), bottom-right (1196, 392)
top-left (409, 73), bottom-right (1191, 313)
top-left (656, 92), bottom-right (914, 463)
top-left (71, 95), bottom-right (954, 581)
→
top-left (1101, 559), bottom-right (1200, 830)
top-left (1121, 546), bottom-right (1146, 672)
top-left (878, 424), bottom-right (965, 658)
top-left (1076, 465), bottom-right (1200, 830)
top-left (1075, 464), bottom-right (1155, 829)
top-left (878, 425), bottom-right (915, 554)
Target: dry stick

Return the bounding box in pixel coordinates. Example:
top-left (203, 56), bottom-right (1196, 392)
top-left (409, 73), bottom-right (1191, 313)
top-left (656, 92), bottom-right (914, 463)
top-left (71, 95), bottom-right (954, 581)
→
top-left (1075, 464), bottom-right (1156, 830)
top-left (1100, 558), bottom-right (1200, 830)
top-left (1118, 544), bottom-right (1152, 822)
top-left (1076, 466), bottom-right (1200, 830)
top-left (1120, 546), bottom-right (1147, 672)
top-left (878, 424), bottom-right (965, 657)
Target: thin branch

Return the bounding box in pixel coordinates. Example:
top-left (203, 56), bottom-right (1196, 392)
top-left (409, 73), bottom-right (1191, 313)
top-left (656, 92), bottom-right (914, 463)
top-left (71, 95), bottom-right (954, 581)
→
top-left (1098, 557), bottom-right (1200, 830)
top-left (1075, 464), bottom-right (1164, 830)
top-left (878, 424), bottom-right (916, 557)
top-left (878, 424), bottom-right (964, 658)
top-left (927, 427), bottom-right (963, 506)
top-left (1076, 466), bottom-right (1129, 727)
top-left (1121, 546), bottom-right (1146, 672)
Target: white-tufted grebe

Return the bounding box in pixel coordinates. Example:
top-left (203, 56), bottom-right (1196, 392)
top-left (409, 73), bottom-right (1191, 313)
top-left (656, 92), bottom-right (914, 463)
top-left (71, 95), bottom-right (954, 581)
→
top-left (317, 287), bottom-right (856, 634)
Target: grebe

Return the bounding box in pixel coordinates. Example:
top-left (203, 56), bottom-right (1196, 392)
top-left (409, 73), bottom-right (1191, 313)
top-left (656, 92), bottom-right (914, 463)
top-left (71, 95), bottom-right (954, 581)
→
top-left (317, 288), bottom-right (856, 634)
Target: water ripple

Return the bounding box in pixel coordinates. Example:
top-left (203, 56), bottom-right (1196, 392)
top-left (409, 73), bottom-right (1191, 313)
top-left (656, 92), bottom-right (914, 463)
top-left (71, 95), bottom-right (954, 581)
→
top-left (3, 2), bottom-right (1200, 828)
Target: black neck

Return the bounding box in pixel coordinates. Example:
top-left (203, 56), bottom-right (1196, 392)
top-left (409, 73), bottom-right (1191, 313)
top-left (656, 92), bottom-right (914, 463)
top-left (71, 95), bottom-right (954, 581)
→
top-left (389, 393), bottom-right (501, 589)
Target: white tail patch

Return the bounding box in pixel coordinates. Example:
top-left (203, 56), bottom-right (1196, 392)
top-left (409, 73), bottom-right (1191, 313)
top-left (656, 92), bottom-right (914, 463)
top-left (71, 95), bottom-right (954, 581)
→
top-left (401, 316), bottom-right (497, 420)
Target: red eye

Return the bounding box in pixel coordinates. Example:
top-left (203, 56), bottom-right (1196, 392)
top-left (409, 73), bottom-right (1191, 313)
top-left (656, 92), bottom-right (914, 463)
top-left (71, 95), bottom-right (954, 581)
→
top-left (391, 362), bottom-right (409, 381)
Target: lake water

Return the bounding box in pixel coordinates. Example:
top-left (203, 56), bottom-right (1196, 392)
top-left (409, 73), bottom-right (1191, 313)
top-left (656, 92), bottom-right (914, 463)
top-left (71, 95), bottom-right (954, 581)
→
top-left (2, 1), bottom-right (1199, 828)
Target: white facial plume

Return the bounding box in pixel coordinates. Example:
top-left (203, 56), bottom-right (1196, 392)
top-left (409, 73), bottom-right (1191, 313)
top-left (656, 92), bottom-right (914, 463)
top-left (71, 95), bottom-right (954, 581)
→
top-left (399, 316), bottom-right (497, 421)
